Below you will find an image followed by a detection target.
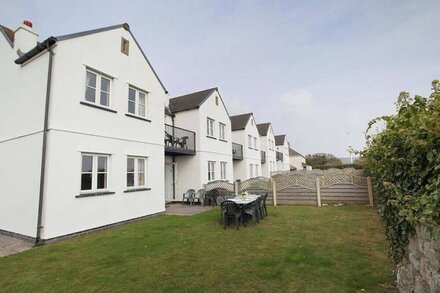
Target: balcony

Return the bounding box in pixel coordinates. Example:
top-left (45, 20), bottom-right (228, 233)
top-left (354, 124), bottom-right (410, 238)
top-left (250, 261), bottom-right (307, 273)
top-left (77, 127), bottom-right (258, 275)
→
top-left (276, 151), bottom-right (283, 161)
top-left (261, 151), bottom-right (266, 164)
top-left (164, 124), bottom-right (196, 156)
top-left (232, 143), bottom-right (243, 160)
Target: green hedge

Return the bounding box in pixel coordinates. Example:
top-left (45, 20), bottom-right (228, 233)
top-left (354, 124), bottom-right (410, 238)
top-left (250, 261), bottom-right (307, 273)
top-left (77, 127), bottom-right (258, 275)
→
top-left (361, 81), bottom-right (440, 263)
top-left (312, 164), bottom-right (363, 170)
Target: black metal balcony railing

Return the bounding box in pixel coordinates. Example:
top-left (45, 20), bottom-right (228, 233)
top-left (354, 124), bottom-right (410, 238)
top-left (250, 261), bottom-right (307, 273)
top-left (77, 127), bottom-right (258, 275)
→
top-left (276, 151), bottom-right (283, 161)
top-left (232, 143), bottom-right (243, 160)
top-left (164, 124), bottom-right (196, 155)
top-left (261, 150), bottom-right (266, 164)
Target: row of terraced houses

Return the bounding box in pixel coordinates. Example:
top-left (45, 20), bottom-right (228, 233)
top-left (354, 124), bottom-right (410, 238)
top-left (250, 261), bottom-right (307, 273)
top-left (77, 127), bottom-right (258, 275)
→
top-left (0, 22), bottom-right (306, 242)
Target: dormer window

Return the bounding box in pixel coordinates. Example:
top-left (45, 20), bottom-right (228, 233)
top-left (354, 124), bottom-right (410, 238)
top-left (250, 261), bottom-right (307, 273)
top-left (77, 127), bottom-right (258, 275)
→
top-left (121, 37), bottom-right (129, 55)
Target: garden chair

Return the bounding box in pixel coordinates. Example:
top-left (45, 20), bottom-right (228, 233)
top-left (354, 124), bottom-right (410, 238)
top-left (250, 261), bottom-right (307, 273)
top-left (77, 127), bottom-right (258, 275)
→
top-left (194, 189), bottom-right (206, 207)
top-left (262, 193), bottom-right (268, 216)
top-left (221, 200), bottom-right (244, 230)
top-left (182, 189), bottom-right (195, 206)
top-left (206, 189), bottom-right (219, 207)
top-left (178, 136), bottom-right (189, 149)
top-left (244, 197), bottom-right (261, 225)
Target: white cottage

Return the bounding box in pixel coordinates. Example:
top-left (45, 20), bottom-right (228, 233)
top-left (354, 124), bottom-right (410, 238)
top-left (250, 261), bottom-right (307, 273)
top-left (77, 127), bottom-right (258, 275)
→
top-left (166, 88), bottom-right (233, 201)
top-left (230, 113), bottom-right (263, 181)
top-left (275, 135), bottom-right (291, 172)
top-left (0, 22), bottom-right (168, 242)
top-left (256, 123), bottom-right (277, 177)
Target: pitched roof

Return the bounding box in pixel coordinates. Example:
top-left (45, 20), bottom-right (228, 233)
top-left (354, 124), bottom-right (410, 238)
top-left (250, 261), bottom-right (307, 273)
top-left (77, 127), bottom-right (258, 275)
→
top-left (289, 148), bottom-right (304, 158)
top-left (0, 24), bottom-right (14, 46)
top-left (230, 113), bottom-right (253, 131)
top-left (169, 88), bottom-right (217, 113)
top-left (275, 135), bottom-right (286, 146)
top-left (256, 123), bottom-right (271, 136)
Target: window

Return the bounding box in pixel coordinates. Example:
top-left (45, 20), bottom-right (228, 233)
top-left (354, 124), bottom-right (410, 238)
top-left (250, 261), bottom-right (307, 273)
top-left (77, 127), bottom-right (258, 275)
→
top-left (128, 87), bottom-right (147, 117)
top-left (256, 164), bottom-right (259, 176)
top-left (127, 157), bottom-right (146, 188)
top-left (220, 162), bottom-right (227, 179)
top-left (207, 118), bottom-right (215, 137)
top-left (251, 119), bottom-right (253, 126)
top-left (215, 96), bottom-right (219, 106)
top-left (121, 37), bottom-right (129, 55)
top-left (80, 154), bottom-right (108, 192)
top-left (85, 70), bottom-right (111, 107)
top-left (248, 135), bottom-right (252, 149)
top-left (208, 161), bottom-right (216, 181)
top-left (219, 123), bottom-right (226, 140)
top-left (249, 163), bottom-right (254, 177)
top-left (254, 137), bottom-right (258, 149)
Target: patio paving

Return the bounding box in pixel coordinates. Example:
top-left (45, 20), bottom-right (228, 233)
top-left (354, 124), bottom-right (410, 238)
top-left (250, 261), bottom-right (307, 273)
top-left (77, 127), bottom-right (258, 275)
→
top-left (165, 203), bottom-right (215, 216)
top-left (0, 234), bottom-right (33, 257)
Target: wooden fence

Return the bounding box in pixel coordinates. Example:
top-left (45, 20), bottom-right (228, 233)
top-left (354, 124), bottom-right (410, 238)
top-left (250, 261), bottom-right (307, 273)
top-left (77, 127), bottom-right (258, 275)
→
top-left (204, 168), bottom-right (374, 207)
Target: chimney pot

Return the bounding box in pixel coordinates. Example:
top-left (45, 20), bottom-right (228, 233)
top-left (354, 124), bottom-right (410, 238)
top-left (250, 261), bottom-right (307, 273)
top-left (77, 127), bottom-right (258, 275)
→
top-left (23, 20), bottom-right (33, 28)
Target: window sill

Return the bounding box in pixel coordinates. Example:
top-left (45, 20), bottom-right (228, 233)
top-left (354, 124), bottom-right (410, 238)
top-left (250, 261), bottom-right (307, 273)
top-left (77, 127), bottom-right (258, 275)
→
top-left (206, 136), bottom-right (217, 140)
top-left (76, 191), bottom-right (115, 198)
top-left (124, 187), bottom-right (151, 193)
top-left (219, 139), bottom-right (228, 143)
top-left (125, 113), bottom-right (151, 122)
top-left (80, 101), bottom-right (117, 113)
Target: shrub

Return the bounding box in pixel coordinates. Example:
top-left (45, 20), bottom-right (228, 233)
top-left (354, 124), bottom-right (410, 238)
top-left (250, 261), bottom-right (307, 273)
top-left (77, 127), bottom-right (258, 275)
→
top-left (360, 80), bottom-right (440, 263)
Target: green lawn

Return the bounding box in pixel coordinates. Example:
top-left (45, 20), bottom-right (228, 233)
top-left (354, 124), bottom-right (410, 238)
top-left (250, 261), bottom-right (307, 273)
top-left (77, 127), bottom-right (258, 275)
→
top-left (0, 206), bottom-right (395, 292)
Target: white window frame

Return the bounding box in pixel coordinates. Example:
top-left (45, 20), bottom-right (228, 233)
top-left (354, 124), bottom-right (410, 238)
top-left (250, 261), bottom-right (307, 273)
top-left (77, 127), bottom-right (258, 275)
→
top-left (128, 86), bottom-right (148, 118)
top-left (208, 161), bottom-right (216, 181)
top-left (220, 161), bottom-right (227, 180)
top-left (85, 69), bottom-right (112, 107)
top-left (80, 153), bottom-right (110, 193)
top-left (127, 157), bottom-right (147, 188)
top-left (207, 118), bottom-right (215, 137)
top-left (248, 134), bottom-right (253, 149)
top-left (219, 122), bottom-right (226, 140)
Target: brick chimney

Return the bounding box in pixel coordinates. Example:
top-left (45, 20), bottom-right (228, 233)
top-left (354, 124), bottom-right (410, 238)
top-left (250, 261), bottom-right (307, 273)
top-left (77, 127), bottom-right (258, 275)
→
top-left (14, 20), bottom-right (38, 55)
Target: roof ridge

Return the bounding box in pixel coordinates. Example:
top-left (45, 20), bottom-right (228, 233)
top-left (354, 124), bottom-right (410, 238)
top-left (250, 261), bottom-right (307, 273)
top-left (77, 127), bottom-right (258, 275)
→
top-left (171, 87), bottom-right (217, 100)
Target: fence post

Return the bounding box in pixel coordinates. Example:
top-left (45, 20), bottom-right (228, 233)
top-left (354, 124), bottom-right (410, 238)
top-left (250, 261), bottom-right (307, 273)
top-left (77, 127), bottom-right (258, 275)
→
top-left (367, 177), bottom-right (374, 206)
top-left (316, 177), bottom-right (322, 207)
top-left (235, 180), bottom-right (240, 196)
top-left (272, 179), bottom-right (277, 206)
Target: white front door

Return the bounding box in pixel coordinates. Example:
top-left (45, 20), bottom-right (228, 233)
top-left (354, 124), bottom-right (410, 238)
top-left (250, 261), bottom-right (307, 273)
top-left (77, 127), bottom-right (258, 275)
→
top-left (165, 162), bottom-right (175, 202)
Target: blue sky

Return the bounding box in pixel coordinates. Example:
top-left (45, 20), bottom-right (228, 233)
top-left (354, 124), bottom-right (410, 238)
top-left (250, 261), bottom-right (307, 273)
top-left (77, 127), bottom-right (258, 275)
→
top-left (1, 0), bottom-right (439, 157)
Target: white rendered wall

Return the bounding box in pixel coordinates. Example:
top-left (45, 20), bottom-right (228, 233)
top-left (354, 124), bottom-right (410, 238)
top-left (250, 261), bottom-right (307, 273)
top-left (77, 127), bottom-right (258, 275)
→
top-left (289, 155), bottom-right (306, 170)
top-left (260, 125), bottom-right (276, 177)
top-left (232, 115), bottom-right (261, 181)
top-left (0, 36), bottom-right (49, 237)
top-left (40, 27), bottom-right (166, 239)
top-left (172, 90), bottom-right (233, 200)
top-left (276, 139), bottom-right (291, 171)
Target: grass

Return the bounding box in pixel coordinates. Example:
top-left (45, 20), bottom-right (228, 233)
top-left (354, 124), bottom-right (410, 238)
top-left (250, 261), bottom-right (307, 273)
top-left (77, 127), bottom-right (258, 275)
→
top-left (0, 206), bottom-right (395, 292)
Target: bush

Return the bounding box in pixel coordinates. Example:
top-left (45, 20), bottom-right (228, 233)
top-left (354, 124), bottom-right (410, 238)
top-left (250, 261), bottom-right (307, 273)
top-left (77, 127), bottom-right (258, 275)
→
top-left (361, 80), bottom-right (440, 263)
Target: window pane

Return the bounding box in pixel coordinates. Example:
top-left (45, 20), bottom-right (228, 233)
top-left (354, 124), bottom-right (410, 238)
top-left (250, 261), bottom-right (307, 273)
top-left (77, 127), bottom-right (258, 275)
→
top-left (100, 92), bottom-right (109, 106)
top-left (86, 72), bottom-right (96, 87)
top-left (128, 101), bottom-right (135, 114)
top-left (97, 173), bottom-right (107, 189)
top-left (82, 156), bottom-right (93, 172)
top-left (127, 158), bottom-right (134, 172)
top-left (98, 157), bottom-right (107, 172)
top-left (129, 88), bottom-right (136, 102)
top-left (81, 174), bottom-right (92, 190)
top-left (138, 104), bottom-right (145, 117)
top-left (138, 159), bottom-right (145, 172)
top-left (127, 173), bottom-right (134, 187)
top-left (85, 87), bottom-right (96, 103)
top-left (138, 172), bottom-right (145, 186)
top-left (138, 93), bottom-right (146, 116)
top-left (101, 77), bottom-right (110, 93)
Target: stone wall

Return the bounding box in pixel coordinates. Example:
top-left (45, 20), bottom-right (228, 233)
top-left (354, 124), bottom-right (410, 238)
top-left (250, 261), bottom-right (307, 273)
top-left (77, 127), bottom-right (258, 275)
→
top-left (396, 226), bottom-right (440, 292)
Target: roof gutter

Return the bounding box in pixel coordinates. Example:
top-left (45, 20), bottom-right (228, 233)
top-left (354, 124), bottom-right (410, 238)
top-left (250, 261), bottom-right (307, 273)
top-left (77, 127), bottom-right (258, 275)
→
top-left (15, 36), bottom-right (57, 65)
